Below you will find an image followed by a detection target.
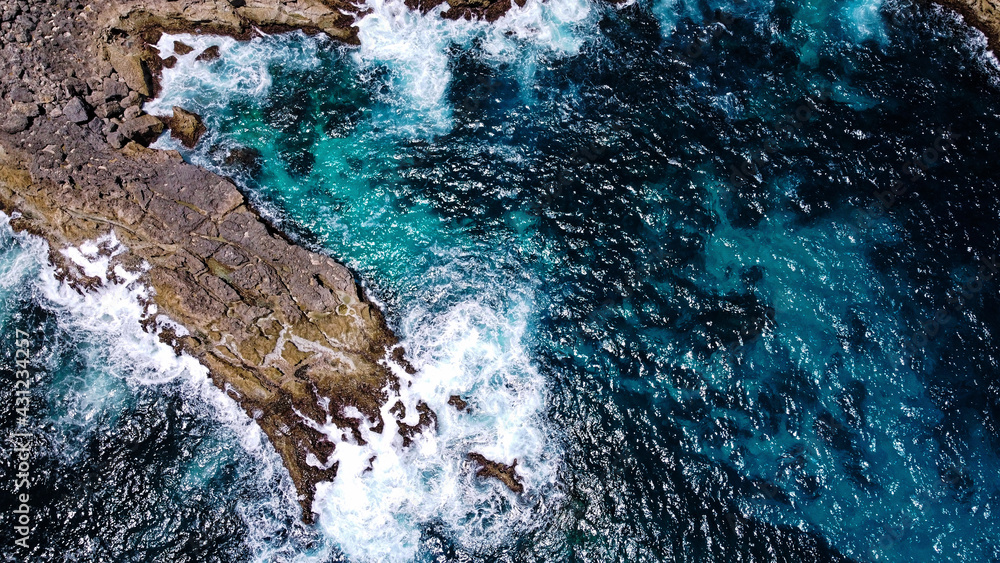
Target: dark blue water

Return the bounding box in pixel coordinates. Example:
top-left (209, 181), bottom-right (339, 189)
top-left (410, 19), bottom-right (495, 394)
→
top-left (4, 0), bottom-right (1000, 560)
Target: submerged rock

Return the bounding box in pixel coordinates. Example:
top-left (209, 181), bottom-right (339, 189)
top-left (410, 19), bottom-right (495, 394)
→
top-left (220, 145), bottom-right (263, 177)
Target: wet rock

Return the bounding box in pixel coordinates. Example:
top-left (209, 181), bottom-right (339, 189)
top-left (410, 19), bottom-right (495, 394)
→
top-left (395, 401), bottom-right (438, 447)
top-left (162, 56), bottom-right (177, 69)
top-left (63, 96), bottom-right (90, 123)
top-left (467, 453), bottom-right (524, 493)
top-left (195, 45), bottom-right (221, 62)
top-left (173, 40), bottom-right (194, 55)
top-left (448, 395), bottom-right (468, 411)
top-left (163, 106), bottom-right (206, 148)
top-left (217, 144), bottom-right (263, 177)
top-left (0, 114), bottom-right (29, 133)
top-left (119, 114), bottom-right (164, 145)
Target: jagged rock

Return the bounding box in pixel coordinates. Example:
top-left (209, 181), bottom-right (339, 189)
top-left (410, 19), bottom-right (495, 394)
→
top-left (103, 77), bottom-right (129, 101)
top-left (448, 395), bottom-right (468, 411)
top-left (12, 102), bottom-right (39, 117)
top-left (65, 78), bottom-right (90, 97)
top-left (105, 42), bottom-right (152, 96)
top-left (1, 114), bottom-right (29, 134)
top-left (121, 91), bottom-right (141, 108)
top-left (195, 45), bottom-right (221, 62)
top-left (64, 96), bottom-right (90, 123)
top-left (124, 105), bottom-right (142, 120)
top-left (467, 453), bottom-right (524, 493)
top-left (107, 130), bottom-right (127, 149)
top-left (96, 101), bottom-right (124, 119)
top-left (395, 401), bottom-right (438, 446)
top-left (164, 106), bottom-right (206, 148)
top-left (173, 40), bottom-right (194, 55)
top-left (119, 114), bottom-right (164, 145)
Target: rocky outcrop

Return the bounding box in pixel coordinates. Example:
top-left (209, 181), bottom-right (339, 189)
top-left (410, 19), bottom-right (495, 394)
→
top-left (932, 0), bottom-right (1000, 53)
top-left (0, 0), bottom-right (534, 523)
top-left (448, 394), bottom-right (468, 411)
top-left (0, 0), bottom-right (420, 523)
top-left (162, 106), bottom-right (206, 148)
top-left (0, 133), bottom-right (402, 522)
top-left (467, 453), bottom-right (524, 493)
top-left (405, 0), bottom-right (527, 22)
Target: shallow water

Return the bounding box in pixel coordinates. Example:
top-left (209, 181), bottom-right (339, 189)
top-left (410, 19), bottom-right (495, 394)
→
top-left (5, 0), bottom-right (1000, 560)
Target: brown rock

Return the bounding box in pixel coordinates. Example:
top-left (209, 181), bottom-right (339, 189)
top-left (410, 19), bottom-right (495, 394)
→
top-left (163, 106), bottom-right (207, 148)
top-left (105, 42), bottom-right (152, 96)
top-left (448, 394), bottom-right (468, 411)
top-left (467, 453), bottom-right (524, 493)
top-left (935, 0), bottom-right (1000, 53)
top-left (1, 115), bottom-right (30, 134)
top-left (195, 45), bottom-right (221, 62)
top-left (173, 40), bottom-right (194, 55)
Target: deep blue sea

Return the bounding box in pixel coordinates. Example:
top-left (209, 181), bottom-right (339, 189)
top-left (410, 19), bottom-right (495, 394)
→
top-left (4, 0), bottom-right (1000, 560)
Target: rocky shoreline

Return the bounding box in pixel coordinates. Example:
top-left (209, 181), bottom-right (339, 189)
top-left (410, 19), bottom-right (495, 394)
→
top-left (0, 0), bottom-right (528, 521)
top-left (931, 0), bottom-right (1000, 52)
top-left (0, 0), bottom-right (995, 525)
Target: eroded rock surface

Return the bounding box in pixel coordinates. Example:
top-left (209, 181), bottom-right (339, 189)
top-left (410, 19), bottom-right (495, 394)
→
top-left (467, 453), bottom-right (525, 493)
top-left (932, 0), bottom-right (1000, 52)
top-left (0, 0), bottom-right (419, 522)
top-left (163, 106), bottom-right (206, 148)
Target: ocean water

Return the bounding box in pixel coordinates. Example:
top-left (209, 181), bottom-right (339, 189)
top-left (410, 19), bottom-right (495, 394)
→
top-left (5, 0), bottom-right (1000, 560)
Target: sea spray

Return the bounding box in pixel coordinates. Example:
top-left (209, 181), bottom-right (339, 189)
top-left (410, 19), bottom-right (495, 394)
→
top-left (0, 215), bottom-right (318, 561)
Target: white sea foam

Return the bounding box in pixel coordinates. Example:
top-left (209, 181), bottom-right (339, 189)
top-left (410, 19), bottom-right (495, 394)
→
top-left (0, 215), bottom-right (304, 557)
top-left (144, 32), bottom-right (323, 118)
top-left (353, 0), bottom-right (595, 135)
top-left (309, 291), bottom-right (560, 562)
top-left (143, 2), bottom-right (583, 557)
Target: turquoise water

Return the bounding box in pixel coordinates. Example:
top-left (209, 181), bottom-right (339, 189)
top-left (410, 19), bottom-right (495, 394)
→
top-left (6, 0), bottom-right (1000, 560)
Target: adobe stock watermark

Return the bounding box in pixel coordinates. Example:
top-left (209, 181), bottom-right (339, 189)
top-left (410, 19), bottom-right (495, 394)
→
top-left (9, 327), bottom-right (36, 550)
